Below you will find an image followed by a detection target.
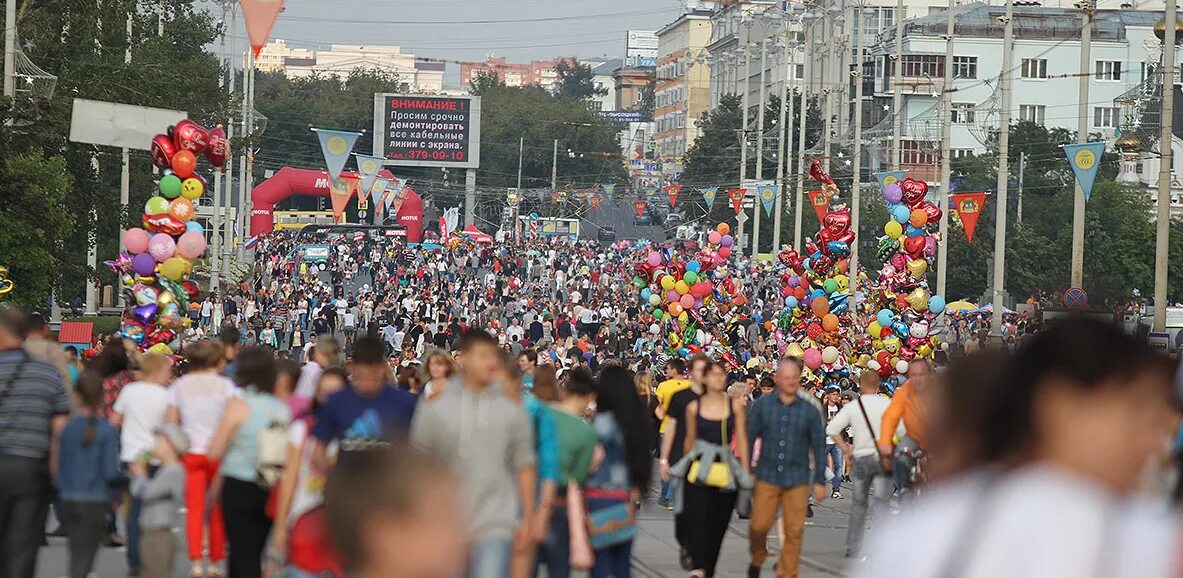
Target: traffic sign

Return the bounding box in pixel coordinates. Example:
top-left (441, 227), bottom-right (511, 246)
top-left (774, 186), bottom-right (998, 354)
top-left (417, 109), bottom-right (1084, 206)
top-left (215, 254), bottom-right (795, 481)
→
top-left (1062, 287), bottom-right (1087, 310)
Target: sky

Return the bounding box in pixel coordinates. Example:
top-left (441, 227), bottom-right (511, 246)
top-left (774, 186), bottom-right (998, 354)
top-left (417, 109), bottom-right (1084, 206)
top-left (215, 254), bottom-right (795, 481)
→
top-left (259, 0), bottom-right (684, 77)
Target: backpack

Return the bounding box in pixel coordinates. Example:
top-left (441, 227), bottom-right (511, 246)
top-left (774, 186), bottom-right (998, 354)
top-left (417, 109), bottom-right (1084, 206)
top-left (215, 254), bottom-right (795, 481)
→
top-left (256, 399), bottom-right (289, 489)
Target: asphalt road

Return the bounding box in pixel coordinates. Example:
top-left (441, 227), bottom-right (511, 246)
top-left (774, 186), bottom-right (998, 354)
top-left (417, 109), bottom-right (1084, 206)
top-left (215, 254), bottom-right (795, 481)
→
top-left (581, 200), bottom-right (668, 244)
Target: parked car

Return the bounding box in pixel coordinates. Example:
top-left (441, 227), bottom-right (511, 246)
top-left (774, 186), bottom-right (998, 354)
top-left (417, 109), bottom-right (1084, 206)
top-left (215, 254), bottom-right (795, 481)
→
top-left (664, 213), bottom-right (685, 227)
top-left (635, 212), bottom-right (653, 226)
top-left (597, 227), bottom-right (617, 244)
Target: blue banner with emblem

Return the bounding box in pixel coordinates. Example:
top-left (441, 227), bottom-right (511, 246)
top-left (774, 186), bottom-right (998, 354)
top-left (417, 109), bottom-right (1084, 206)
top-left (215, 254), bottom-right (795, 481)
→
top-left (1063, 142), bottom-right (1105, 202)
top-left (700, 187), bottom-right (717, 210)
top-left (757, 184), bottom-right (777, 217)
top-left (602, 183), bottom-right (615, 202)
top-left (873, 170), bottom-right (906, 191)
top-left (315, 128), bottom-right (360, 182)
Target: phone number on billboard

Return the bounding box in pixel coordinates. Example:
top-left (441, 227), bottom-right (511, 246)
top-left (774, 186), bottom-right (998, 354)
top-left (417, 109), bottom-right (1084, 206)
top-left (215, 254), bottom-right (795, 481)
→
top-left (383, 96), bottom-right (472, 165)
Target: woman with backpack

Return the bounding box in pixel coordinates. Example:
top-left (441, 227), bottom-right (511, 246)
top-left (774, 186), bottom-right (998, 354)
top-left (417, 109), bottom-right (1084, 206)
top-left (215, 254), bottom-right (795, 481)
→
top-left (207, 346), bottom-right (292, 578)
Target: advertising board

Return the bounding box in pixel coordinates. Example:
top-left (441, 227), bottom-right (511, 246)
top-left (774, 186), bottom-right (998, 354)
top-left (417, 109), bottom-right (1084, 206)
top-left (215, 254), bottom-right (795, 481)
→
top-left (373, 94), bottom-right (481, 169)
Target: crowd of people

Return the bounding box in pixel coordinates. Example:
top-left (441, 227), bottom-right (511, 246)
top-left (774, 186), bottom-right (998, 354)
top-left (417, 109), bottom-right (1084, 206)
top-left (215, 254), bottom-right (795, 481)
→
top-left (1, 227), bottom-right (1181, 578)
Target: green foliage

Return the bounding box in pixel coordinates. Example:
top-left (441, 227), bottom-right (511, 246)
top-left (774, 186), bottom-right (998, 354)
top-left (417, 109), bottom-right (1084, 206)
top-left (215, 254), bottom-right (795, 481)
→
top-left (469, 70), bottom-right (506, 96)
top-left (554, 59), bottom-right (605, 101)
top-left (0, 151), bottom-right (75, 310)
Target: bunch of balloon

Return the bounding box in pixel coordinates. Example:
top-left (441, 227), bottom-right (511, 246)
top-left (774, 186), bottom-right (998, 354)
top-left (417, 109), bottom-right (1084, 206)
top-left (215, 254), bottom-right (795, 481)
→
top-left (864, 176), bottom-right (948, 392)
top-left (631, 222), bottom-right (745, 360)
top-left (106, 120), bottom-right (228, 354)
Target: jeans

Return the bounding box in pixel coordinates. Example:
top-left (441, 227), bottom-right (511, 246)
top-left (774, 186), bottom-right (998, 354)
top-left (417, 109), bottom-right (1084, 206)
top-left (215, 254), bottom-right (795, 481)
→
top-left (591, 540), bottom-right (632, 578)
top-left (467, 538), bottom-right (511, 578)
top-left (659, 479), bottom-right (673, 504)
top-left (826, 445), bottom-right (843, 492)
top-left (62, 501), bottom-right (107, 578)
top-left (845, 455), bottom-right (892, 556)
top-left (0, 455), bottom-right (51, 578)
top-left (221, 477), bottom-right (272, 578)
top-left (533, 505), bottom-right (570, 578)
top-left (126, 491), bottom-right (145, 572)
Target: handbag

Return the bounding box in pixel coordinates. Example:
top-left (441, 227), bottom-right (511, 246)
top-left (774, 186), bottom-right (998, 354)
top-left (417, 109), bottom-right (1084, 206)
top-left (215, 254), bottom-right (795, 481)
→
top-left (566, 482), bottom-right (594, 570)
top-left (688, 408), bottom-right (731, 488)
top-left (586, 498), bottom-right (636, 549)
top-left (856, 396), bottom-right (892, 474)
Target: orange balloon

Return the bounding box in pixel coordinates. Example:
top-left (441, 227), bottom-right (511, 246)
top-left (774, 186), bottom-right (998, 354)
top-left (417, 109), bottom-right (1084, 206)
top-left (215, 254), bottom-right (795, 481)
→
top-left (822, 313), bottom-right (840, 332)
top-left (668, 302), bottom-right (684, 316)
top-left (171, 150), bottom-right (197, 179)
top-left (169, 197), bottom-right (195, 222)
top-left (716, 222), bottom-right (731, 235)
top-left (909, 208), bottom-right (928, 228)
top-left (811, 296), bottom-right (830, 317)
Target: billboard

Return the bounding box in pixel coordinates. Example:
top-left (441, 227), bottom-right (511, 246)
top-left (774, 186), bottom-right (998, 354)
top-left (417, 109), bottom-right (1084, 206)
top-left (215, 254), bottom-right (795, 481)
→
top-left (373, 94), bottom-right (481, 169)
top-left (69, 99), bottom-right (188, 150)
top-left (626, 30), bottom-right (658, 68)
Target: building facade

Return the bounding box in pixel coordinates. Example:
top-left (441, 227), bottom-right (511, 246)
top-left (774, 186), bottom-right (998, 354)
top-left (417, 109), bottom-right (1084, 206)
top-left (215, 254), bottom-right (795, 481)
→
top-left (459, 56), bottom-right (563, 90)
top-left (256, 40), bottom-right (445, 92)
top-left (655, 10), bottom-right (715, 161)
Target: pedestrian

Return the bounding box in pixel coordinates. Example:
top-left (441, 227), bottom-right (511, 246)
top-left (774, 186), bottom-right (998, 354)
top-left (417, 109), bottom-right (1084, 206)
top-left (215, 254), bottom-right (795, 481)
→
top-left (206, 346), bottom-right (292, 578)
top-left (659, 355), bottom-right (709, 569)
top-left (511, 362), bottom-right (559, 578)
top-left (0, 307), bottom-right (70, 578)
top-left (129, 425), bottom-right (188, 578)
top-left (821, 386), bottom-right (844, 499)
top-left (57, 370), bottom-right (124, 578)
top-left (655, 358), bottom-right (691, 508)
top-left (677, 361), bottom-right (750, 578)
top-left (420, 348), bottom-right (457, 400)
top-left (745, 357), bottom-right (828, 578)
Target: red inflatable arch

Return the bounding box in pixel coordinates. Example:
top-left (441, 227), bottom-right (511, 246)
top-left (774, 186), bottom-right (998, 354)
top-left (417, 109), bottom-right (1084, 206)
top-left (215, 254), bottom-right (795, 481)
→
top-left (250, 166), bottom-right (425, 243)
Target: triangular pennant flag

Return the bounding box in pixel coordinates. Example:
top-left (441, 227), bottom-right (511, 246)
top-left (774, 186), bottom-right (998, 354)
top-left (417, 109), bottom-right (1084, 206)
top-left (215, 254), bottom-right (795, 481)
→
top-left (375, 188), bottom-right (391, 221)
top-left (727, 188), bottom-right (746, 215)
top-left (369, 177), bottom-right (391, 209)
top-left (329, 175), bottom-right (359, 224)
top-left (873, 170), bottom-right (906, 191)
top-left (701, 187), bottom-right (717, 210)
top-left (590, 193), bottom-right (603, 211)
top-left (1063, 141), bottom-right (1106, 201)
top-left (632, 200), bottom-right (648, 217)
top-left (240, 0), bottom-right (285, 58)
top-left (952, 192), bottom-right (987, 243)
top-left (390, 185), bottom-right (407, 217)
top-left (806, 190), bottom-right (830, 225)
top-left (316, 129), bottom-right (360, 182)
top-left (757, 184), bottom-right (777, 217)
top-left (603, 183), bottom-right (615, 201)
top-left (355, 155), bottom-right (385, 204)
top-left (665, 184), bottom-right (681, 208)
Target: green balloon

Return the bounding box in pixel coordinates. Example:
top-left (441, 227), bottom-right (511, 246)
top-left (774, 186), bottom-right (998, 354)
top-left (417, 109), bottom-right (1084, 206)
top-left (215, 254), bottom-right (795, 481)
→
top-left (145, 196), bottom-right (170, 215)
top-left (683, 271), bottom-right (698, 284)
top-left (159, 175), bottom-right (182, 199)
top-left (654, 309), bottom-right (664, 320)
top-left (823, 279), bottom-right (839, 295)
top-left (633, 276), bottom-right (645, 288)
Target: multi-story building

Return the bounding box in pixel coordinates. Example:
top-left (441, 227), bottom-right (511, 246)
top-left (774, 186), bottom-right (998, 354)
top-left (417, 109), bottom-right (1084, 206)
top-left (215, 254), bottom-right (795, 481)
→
top-left (459, 56), bottom-right (564, 90)
top-left (256, 40), bottom-right (445, 92)
top-left (655, 9), bottom-right (715, 161)
top-left (589, 59), bottom-right (623, 111)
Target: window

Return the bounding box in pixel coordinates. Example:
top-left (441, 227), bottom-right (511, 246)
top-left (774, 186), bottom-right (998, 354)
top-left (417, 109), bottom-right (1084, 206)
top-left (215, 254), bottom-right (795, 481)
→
top-left (881, 7), bottom-right (897, 31)
top-left (951, 149), bottom-right (974, 159)
top-left (901, 55), bottom-right (943, 78)
top-left (952, 56), bottom-right (977, 79)
top-left (902, 140), bottom-right (937, 165)
top-left (1095, 60), bottom-right (1121, 81)
top-left (1021, 58), bottom-right (1047, 79)
top-left (794, 64), bottom-right (805, 80)
top-left (1019, 104), bottom-right (1046, 125)
top-left (951, 102), bottom-right (975, 124)
top-left (1093, 106), bottom-right (1120, 128)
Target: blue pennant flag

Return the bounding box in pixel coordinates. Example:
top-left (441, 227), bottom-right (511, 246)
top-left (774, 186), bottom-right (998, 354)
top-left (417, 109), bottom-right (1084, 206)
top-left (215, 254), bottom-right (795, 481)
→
top-left (873, 170), bottom-right (906, 191)
top-left (355, 154), bottom-right (386, 204)
top-left (701, 187), bottom-right (717, 210)
top-left (602, 183), bottom-right (615, 201)
top-left (757, 184), bottom-right (777, 217)
top-left (1063, 142), bottom-right (1106, 202)
top-left (316, 129), bottom-right (360, 182)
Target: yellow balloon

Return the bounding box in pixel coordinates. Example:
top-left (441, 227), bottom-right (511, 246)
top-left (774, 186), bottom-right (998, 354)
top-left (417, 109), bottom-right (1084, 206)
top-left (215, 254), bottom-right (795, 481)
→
top-left (785, 342), bottom-right (805, 359)
top-left (884, 220), bottom-right (903, 238)
top-left (918, 344), bottom-right (933, 358)
top-left (180, 178), bottom-right (205, 200)
top-left (905, 287), bottom-right (930, 312)
top-left (855, 354), bottom-right (872, 367)
top-left (868, 321), bottom-right (883, 337)
top-left (906, 259), bottom-right (928, 278)
top-left (159, 257), bottom-right (187, 282)
top-left (156, 291), bottom-right (176, 307)
top-left (883, 336), bottom-right (901, 353)
top-left (674, 280), bottom-right (690, 295)
top-left (147, 343), bottom-right (173, 356)
top-left (660, 275), bottom-right (676, 291)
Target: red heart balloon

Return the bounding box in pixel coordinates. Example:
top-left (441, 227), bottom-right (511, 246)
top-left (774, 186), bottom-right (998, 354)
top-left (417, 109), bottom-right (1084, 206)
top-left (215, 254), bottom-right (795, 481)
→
top-left (172, 119), bottom-right (209, 155)
top-left (778, 249), bottom-right (798, 267)
top-left (900, 178), bottom-right (928, 207)
top-left (823, 209), bottom-right (852, 236)
top-left (809, 159), bottom-right (834, 185)
top-left (182, 280), bottom-right (199, 301)
top-left (903, 235), bottom-right (926, 259)
top-left (205, 125), bottom-right (228, 168)
top-left (150, 134), bottom-right (177, 169)
top-left (919, 200), bottom-right (942, 224)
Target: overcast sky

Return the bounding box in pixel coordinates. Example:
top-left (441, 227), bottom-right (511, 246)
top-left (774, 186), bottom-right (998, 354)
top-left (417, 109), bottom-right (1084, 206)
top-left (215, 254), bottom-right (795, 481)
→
top-left (261, 0), bottom-right (683, 69)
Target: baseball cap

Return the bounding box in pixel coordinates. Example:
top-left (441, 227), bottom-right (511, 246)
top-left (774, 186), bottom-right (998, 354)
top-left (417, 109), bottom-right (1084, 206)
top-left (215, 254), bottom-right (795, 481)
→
top-left (154, 424), bottom-right (191, 454)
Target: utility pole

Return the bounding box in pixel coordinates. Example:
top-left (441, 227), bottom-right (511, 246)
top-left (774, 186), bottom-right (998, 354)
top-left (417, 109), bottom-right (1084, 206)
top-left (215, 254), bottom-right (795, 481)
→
top-left (773, 30), bottom-right (790, 253)
top-left (794, 22), bottom-right (810, 249)
top-left (1017, 151), bottom-right (1026, 224)
top-left (936, 0), bottom-right (955, 298)
top-left (891, 0), bottom-right (905, 169)
top-left (991, 0), bottom-right (1014, 340)
top-left (822, 29), bottom-right (835, 172)
top-left (754, 38), bottom-right (769, 258)
top-left (222, 7), bottom-right (237, 279)
top-left (1071, 0), bottom-right (1093, 290)
top-left (551, 138), bottom-right (558, 191)
top-left (739, 42), bottom-right (752, 256)
top-left (210, 1), bottom-right (228, 291)
top-left (850, 3), bottom-right (865, 311)
top-left (1154, 0), bottom-right (1176, 332)
top-left (237, 47), bottom-right (256, 261)
top-left (3, 0), bottom-right (15, 118)
top-left (517, 136), bottom-right (524, 189)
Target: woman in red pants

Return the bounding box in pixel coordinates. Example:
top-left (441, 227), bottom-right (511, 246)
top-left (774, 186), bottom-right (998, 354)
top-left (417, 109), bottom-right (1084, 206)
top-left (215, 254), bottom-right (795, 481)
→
top-left (165, 341), bottom-right (239, 577)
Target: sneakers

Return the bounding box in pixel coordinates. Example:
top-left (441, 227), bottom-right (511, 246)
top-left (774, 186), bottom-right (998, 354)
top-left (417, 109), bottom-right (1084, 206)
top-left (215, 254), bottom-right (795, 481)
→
top-left (680, 547), bottom-right (694, 571)
top-left (831, 490), bottom-right (843, 499)
top-left (748, 565), bottom-right (761, 578)
top-left (806, 504), bottom-right (814, 518)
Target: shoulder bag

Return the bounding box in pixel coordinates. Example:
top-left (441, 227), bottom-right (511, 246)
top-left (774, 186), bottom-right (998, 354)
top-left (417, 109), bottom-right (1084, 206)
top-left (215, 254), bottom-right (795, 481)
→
top-left (688, 404), bottom-right (731, 488)
top-left (856, 396), bottom-right (891, 474)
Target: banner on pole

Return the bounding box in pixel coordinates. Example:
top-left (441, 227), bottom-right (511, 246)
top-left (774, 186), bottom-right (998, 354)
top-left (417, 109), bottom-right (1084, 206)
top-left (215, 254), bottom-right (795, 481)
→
top-left (806, 190), bottom-right (829, 225)
top-left (665, 184), bottom-right (681, 208)
top-left (727, 188), bottom-right (746, 215)
top-left (355, 154), bottom-right (384, 204)
top-left (316, 129), bottom-right (360, 182)
top-left (952, 192), bottom-right (987, 243)
top-left (873, 170), bottom-right (906, 191)
top-left (632, 200), bottom-right (648, 217)
top-left (329, 175), bottom-right (358, 224)
top-left (1063, 141), bottom-right (1105, 201)
top-left (590, 193), bottom-right (603, 211)
top-left (240, 0), bottom-right (285, 58)
top-left (390, 181), bottom-right (407, 217)
top-left (757, 184), bottom-right (777, 217)
top-left (376, 187), bottom-right (392, 221)
top-left (369, 177), bottom-right (391, 209)
top-left (602, 183), bottom-right (615, 201)
top-left (701, 187), bottom-right (717, 210)
top-left (507, 187), bottom-right (520, 206)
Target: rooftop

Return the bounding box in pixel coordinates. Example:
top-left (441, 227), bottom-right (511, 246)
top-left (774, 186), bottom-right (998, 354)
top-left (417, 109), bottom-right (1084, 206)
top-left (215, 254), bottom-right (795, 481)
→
top-left (886, 3), bottom-right (1165, 43)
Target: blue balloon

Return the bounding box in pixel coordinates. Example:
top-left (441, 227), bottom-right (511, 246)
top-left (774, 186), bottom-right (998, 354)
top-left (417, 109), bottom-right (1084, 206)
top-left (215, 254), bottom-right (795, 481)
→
top-left (892, 320), bottom-right (909, 338)
top-left (826, 241), bottom-right (851, 257)
top-left (185, 221), bottom-right (204, 235)
top-left (877, 309), bottom-right (895, 327)
top-left (892, 205), bottom-right (911, 224)
top-left (929, 295), bottom-right (947, 315)
top-left (905, 224), bottom-right (925, 237)
top-left (785, 295), bottom-right (798, 308)
top-left (811, 289), bottom-right (826, 301)
top-left (810, 251), bottom-right (823, 261)
top-left (686, 260), bottom-right (702, 273)
top-left (640, 288), bottom-right (652, 301)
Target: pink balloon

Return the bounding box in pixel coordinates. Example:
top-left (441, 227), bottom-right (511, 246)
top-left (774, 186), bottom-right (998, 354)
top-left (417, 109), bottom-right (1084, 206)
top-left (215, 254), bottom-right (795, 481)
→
top-left (124, 227), bottom-right (150, 254)
top-left (665, 289), bottom-right (680, 303)
top-left (147, 233), bottom-right (176, 263)
top-left (890, 252), bottom-right (907, 270)
top-left (647, 251), bottom-right (662, 267)
top-left (924, 235), bottom-right (937, 257)
top-left (803, 348), bottom-right (823, 370)
top-left (679, 294), bottom-right (695, 310)
top-left (176, 231), bottom-right (207, 259)
top-left (708, 231), bottom-right (722, 245)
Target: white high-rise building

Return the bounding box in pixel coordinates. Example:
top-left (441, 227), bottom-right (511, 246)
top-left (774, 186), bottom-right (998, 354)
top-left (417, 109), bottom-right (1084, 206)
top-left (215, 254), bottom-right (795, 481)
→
top-left (257, 40), bottom-right (445, 93)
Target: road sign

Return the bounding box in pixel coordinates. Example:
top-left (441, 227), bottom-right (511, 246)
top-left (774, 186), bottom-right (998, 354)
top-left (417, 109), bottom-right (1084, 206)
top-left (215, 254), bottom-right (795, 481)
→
top-left (1149, 331), bottom-right (1171, 354)
top-left (1062, 287), bottom-right (1087, 310)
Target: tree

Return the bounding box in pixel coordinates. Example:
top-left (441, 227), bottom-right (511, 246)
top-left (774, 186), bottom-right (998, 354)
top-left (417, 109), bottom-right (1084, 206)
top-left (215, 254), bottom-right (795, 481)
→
top-left (469, 69), bottom-right (505, 96)
top-left (554, 59), bottom-right (604, 101)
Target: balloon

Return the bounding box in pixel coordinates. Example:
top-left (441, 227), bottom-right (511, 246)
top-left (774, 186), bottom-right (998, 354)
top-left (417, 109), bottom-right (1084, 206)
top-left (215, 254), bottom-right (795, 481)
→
top-left (716, 222), bottom-right (730, 235)
top-left (131, 253), bottom-right (156, 277)
top-left (206, 125), bottom-right (228, 168)
top-left (884, 221), bottom-right (903, 238)
top-left (145, 196), bottom-right (169, 216)
top-left (674, 280), bottom-right (690, 295)
top-left (720, 235), bottom-right (734, 247)
top-left (683, 271), bottom-right (699, 285)
top-left (708, 231), bottom-right (722, 244)
top-left (719, 246), bottom-right (732, 258)
top-left (171, 150), bottom-right (197, 179)
top-left (124, 228), bottom-right (150, 254)
top-left (660, 275), bottom-right (676, 291)
top-left (905, 224), bottom-right (925, 237)
top-left (159, 175), bottom-right (182, 199)
top-left (159, 257), bottom-right (189, 281)
top-left (909, 208), bottom-right (928, 227)
top-left (185, 221), bottom-right (204, 235)
top-left (668, 302), bottom-right (684, 316)
top-left (900, 178), bottom-right (928, 207)
top-left (924, 235), bottom-right (938, 257)
top-left (180, 177), bottom-right (205, 201)
top-left (142, 214), bottom-right (187, 236)
top-left (665, 289), bottom-right (679, 303)
top-left (150, 133), bottom-right (179, 169)
top-left (929, 295), bottom-right (947, 315)
top-left (169, 197), bottom-right (196, 222)
top-left (822, 313), bottom-right (839, 332)
top-left (906, 259), bottom-right (928, 278)
top-left (905, 287), bottom-right (930, 312)
top-left (640, 288), bottom-right (652, 300)
top-left (132, 303), bottom-right (158, 326)
top-left (173, 119), bottom-right (210, 154)
top-left (891, 205), bottom-right (911, 223)
top-left (785, 295), bottom-right (798, 309)
top-left (884, 183), bottom-right (903, 204)
top-left (823, 278), bottom-right (839, 295)
top-left (822, 346), bottom-right (840, 365)
top-left (131, 284), bottom-right (159, 306)
top-left (877, 309), bottom-right (895, 327)
top-left (803, 348), bottom-right (823, 370)
top-left (868, 321), bottom-right (883, 337)
top-left (177, 231), bottom-right (207, 259)
top-left (679, 294), bottom-right (695, 310)
top-left (147, 234), bottom-right (176, 262)
top-left (919, 200), bottom-right (943, 224)
top-left (811, 296), bottom-right (830, 317)
top-left (785, 342), bottom-right (805, 359)
top-left (648, 294), bottom-right (662, 306)
top-left (895, 360), bottom-right (910, 374)
top-left (686, 260), bottom-right (702, 273)
top-left (647, 251), bottom-right (662, 267)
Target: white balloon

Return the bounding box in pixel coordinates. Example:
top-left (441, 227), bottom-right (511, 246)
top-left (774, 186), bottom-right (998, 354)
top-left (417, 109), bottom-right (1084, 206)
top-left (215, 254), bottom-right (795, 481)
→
top-left (895, 360), bottom-right (910, 374)
top-left (821, 346), bottom-right (840, 365)
top-left (866, 360), bottom-right (881, 371)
